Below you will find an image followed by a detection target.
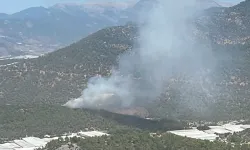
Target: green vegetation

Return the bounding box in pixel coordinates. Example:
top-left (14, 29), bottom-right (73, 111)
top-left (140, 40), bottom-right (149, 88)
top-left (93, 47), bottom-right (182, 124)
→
top-left (2, 1), bottom-right (250, 150)
top-left (0, 104), bottom-right (185, 142)
top-left (1, 22), bottom-right (250, 122)
top-left (0, 25), bottom-right (137, 106)
top-left (223, 129), bottom-right (250, 144)
top-left (0, 104), bottom-right (121, 140)
top-left (197, 125), bottom-right (210, 131)
top-left (41, 130), bottom-right (250, 150)
top-left (2, 2), bottom-right (250, 148)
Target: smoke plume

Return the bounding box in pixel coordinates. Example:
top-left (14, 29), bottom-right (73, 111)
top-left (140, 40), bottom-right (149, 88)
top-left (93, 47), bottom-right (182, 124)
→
top-left (64, 0), bottom-right (217, 110)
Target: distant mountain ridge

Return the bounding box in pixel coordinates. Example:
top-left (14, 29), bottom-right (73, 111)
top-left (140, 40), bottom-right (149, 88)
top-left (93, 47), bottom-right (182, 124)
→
top-left (0, 0), bottom-right (224, 57)
top-left (0, 2), bottom-right (133, 57)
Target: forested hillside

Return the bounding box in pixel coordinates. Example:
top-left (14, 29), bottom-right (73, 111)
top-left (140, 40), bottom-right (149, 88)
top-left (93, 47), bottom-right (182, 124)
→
top-left (41, 131), bottom-right (250, 150)
top-left (1, 22), bottom-right (250, 121)
top-left (3, 1), bottom-right (250, 149)
top-left (0, 24), bottom-right (137, 105)
top-left (1, 1), bottom-right (250, 122)
top-left (0, 104), bottom-right (185, 142)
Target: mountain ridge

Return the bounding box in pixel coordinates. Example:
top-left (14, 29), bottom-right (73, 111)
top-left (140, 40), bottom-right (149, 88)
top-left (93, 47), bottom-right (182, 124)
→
top-left (0, 0), bottom-right (227, 57)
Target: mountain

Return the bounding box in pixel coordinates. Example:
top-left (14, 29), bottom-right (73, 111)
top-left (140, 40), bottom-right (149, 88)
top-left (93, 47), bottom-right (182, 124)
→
top-left (1, 1), bottom-right (250, 119)
top-left (0, 2), bottom-right (134, 57)
top-left (0, 24), bottom-right (137, 105)
top-left (125, 0), bottom-right (223, 24)
top-left (196, 0), bottom-right (250, 45)
top-left (0, 0), bottom-right (225, 57)
top-left (3, 1), bottom-right (250, 147)
top-left (129, 0), bottom-right (222, 12)
top-left (129, 0), bottom-right (155, 12)
top-left (0, 13), bottom-right (8, 19)
top-left (197, 0), bottom-right (222, 9)
top-left (0, 27), bottom-right (248, 121)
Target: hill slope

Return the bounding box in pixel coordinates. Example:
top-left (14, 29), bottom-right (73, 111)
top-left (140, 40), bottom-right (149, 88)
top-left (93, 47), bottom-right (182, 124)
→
top-left (0, 104), bottom-right (184, 141)
top-left (1, 1), bottom-right (250, 120)
top-left (0, 25), bottom-right (137, 105)
top-left (0, 23), bottom-right (250, 121)
top-left (197, 0), bottom-right (250, 45)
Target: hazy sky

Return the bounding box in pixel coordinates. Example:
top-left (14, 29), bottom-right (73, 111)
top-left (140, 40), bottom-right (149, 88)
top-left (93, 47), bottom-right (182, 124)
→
top-left (0, 0), bottom-right (245, 14)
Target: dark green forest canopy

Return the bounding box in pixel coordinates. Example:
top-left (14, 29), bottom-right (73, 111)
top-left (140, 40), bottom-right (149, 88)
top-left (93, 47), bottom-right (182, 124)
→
top-left (0, 104), bottom-right (186, 141)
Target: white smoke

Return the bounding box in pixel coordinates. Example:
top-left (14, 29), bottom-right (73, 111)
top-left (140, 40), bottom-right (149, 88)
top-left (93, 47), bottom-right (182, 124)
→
top-left (64, 0), bottom-right (216, 110)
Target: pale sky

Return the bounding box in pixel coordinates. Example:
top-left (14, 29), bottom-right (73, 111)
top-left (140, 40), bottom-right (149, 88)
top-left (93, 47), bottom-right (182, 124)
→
top-left (0, 0), bottom-right (245, 14)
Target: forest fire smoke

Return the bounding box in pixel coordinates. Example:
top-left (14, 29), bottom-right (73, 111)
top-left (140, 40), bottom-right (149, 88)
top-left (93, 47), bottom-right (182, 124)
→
top-left (64, 0), bottom-right (216, 112)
